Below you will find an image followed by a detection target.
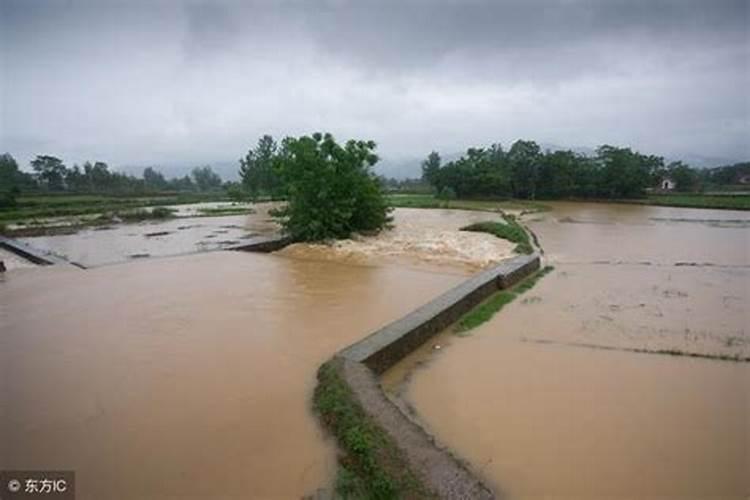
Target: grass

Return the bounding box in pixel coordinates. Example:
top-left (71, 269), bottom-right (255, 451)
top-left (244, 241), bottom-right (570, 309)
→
top-left (196, 206), bottom-right (255, 216)
top-left (386, 193), bottom-right (549, 214)
top-left (115, 206), bottom-right (176, 222)
top-left (313, 360), bottom-right (429, 499)
top-left (642, 193), bottom-right (750, 210)
top-left (0, 192), bottom-right (230, 223)
top-left (387, 192), bottom-right (750, 212)
top-left (455, 266), bottom-right (554, 335)
top-left (460, 214), bottom-right (534, 254)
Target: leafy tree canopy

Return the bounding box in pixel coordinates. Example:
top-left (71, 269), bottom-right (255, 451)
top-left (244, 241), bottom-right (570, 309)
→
top-left (273, 132), bottom-right (391, 241)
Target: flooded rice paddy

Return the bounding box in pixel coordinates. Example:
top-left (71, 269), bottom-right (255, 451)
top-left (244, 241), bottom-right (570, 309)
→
top-left (391, 202), bottom-right (749, 499)
top-left (0, 207), bottom-right (503, 499)
top-left (15, 202), bottom-right (279, 267)
top-left (3, 202), bottom-right (748, 499)
top-left (0, 252), bottom-right (466, 499)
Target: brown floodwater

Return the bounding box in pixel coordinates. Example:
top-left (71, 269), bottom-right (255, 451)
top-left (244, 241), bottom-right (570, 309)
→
top-left (16, 202), bottom-right (280, 268)
top-left (393, 202), bottom-right (749, 499)
top-left (278, 208), bottom-right (515, 274)
top-left (0, 251), bottom-right (466, 499)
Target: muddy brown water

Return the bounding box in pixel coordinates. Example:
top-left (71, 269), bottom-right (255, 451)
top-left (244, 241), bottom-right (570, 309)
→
top-left (16, 203), bottom-right (280, 268)
top-left (0, 251), bottom-right (466, 499)
top-left (394, 202), bottom-right (749, 499)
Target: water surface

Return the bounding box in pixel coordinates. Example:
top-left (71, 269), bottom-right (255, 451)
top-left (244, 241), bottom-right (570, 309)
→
top-left (0, 251), bottom-right (465, 499)
top-left (397, 202), bottom-right (749, 499)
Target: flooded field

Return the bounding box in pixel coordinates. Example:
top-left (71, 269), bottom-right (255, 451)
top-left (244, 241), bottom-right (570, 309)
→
top-left (393, 202), bottom-right (750, 499)
top-left (16, 203), bottom-right (279, 267)
top-left (0, 252), bottom-right (465, 499)
top-left (0, 207), bottom-right (509, 499)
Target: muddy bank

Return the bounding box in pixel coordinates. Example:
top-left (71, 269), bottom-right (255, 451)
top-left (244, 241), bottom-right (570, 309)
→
top-left (0, 251), bottom-right (466, 499)
top-left (392, 202), bottom-right (750, 499)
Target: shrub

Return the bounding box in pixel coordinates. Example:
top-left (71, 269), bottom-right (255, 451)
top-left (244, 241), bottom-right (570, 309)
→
top-left (274, 133), bottom-right (391, 241)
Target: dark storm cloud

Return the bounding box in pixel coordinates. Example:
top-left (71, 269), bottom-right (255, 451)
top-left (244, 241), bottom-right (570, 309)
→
top-left (1, 0), bottom-right (748, 174)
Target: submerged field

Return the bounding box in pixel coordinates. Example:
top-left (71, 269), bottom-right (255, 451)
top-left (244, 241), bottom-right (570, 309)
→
top-left (2, 198), bottom-right (748, 499)
top-left (387, 201), bottom-right (749, 499)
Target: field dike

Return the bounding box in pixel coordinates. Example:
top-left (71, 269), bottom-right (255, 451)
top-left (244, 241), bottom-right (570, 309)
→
top-left (315, 253), bottom-right (540, 499)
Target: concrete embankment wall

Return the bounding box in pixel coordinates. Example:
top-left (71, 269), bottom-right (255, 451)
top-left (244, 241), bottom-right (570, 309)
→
top-left (0, 236), bottom-right (70, 266)
top-left (229, 234), bottom-right (292, 253)
top-left (340, 253), bottom-right (540, 374)
top-left (323, 253), bottom-right (540, 499)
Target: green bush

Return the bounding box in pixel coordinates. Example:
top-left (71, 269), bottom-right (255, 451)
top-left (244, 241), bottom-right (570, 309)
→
top-left (461, 214), bottom-right (533, 254)
top-left (274, 133), bottom-right (391, 241)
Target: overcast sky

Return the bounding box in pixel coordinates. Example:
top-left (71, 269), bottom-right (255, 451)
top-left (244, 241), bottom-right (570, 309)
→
top-left (1, 0), bottom-right (748, 175)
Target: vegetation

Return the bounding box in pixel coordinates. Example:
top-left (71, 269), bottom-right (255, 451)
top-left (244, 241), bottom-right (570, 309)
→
top-left (0, 192), bottom-right (229, 224)
top-left (239, 135), bottom-right (285, 200)
top-left (387, 194), bottom-right (549, 213)
top-left (314, 360), bottom-right (429, 499)
top-left (643, 193), bottom-right (750, 210)
top-left (461, 215), bottom-right (533, 254)
top-left (420, 141), bottom-right (749, 204)
top-left (455, 266), bottom-right (554, 335)
top-left (0, 152), bottom-right (225, 197)
top-left (196, 206), bottom-right (254, 216)
top-left (115, 207), bottom-right (176, 222)
top-left (271, 133), bottom-right (391, 241)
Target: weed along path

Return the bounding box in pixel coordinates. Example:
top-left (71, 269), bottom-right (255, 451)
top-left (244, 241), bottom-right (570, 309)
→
top-left (390, 202), bottom-right (750, 499)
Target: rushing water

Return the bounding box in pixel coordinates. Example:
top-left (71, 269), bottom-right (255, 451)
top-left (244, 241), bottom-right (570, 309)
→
top-left (393, 202), bottom-right (749, 499)
top-left (278, 208), bottom-right (515, 274)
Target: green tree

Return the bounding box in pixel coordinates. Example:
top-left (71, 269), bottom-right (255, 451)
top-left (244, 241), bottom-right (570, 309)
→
top-left (666, 161), bottom-right (699, 192)
top-left (143, 167), bottom-right (169, 191)
top-left (508, 140), bottom-right (541, 199)
top-left (421, 151), bottom-right (441, 187)
top-left (0, 153), bottom-right (28, 206)
top-left (240, 135), bottom-right (283, 200)
top-left (191, 166), bottom-right (222, 191)
top-left (31, 155), bottom-right (68, 191)
top-left (274, 132), bottom-right (391, 241)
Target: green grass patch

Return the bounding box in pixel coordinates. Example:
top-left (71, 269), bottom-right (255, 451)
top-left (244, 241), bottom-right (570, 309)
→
top-left (314, 360), bottom-right (430, 499)
top-left (386, 194), bottom-right (549, 214)
top-left (116, 206), bottom-right (176, 222)
top-left (455, 266), bottom-right (554, 335)
top-left (0, 192), bottom-right (230, 223)
top-left (643, 194), bottom-right (750, 210)
top-left (460, 214), bottom-right (534, 254)
top-left (196, 206), bottom-right (255, 216)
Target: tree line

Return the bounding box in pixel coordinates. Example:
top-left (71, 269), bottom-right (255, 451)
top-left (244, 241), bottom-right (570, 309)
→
top-left (0, 153), bottom-right (224, 207)
top-left (419, 140), bottom-right (708, 200)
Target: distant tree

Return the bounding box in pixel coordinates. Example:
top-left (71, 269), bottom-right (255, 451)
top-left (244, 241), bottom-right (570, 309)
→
top-left (421, 151), bottom-right (442, 187)
top-left (666, 161), bottom-right (699, 192)
top-left (170, 175), bottom-right (196, 192)
top-left (64, 164), bottom-right (88, 192)
top-left (191, 166), bottom-right (222, 191)
top-left (596, 145), bottom-right (662, 198)
top-left (143, 167), bottom-right (169, 191)
top-left (31, 155), bottom-right (68, 191)
top-left (239, 135), bottom-right (284, 200)
top-left (274, 132), bottom-right (391, 241)
top-left (0, 153), bottom-right (28, 206)
top-left (508, 140), bottom-right (542, 199)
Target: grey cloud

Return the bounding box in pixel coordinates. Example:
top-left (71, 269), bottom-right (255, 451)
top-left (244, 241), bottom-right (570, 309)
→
top-left (1, 0), bottom-right (747, 175)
